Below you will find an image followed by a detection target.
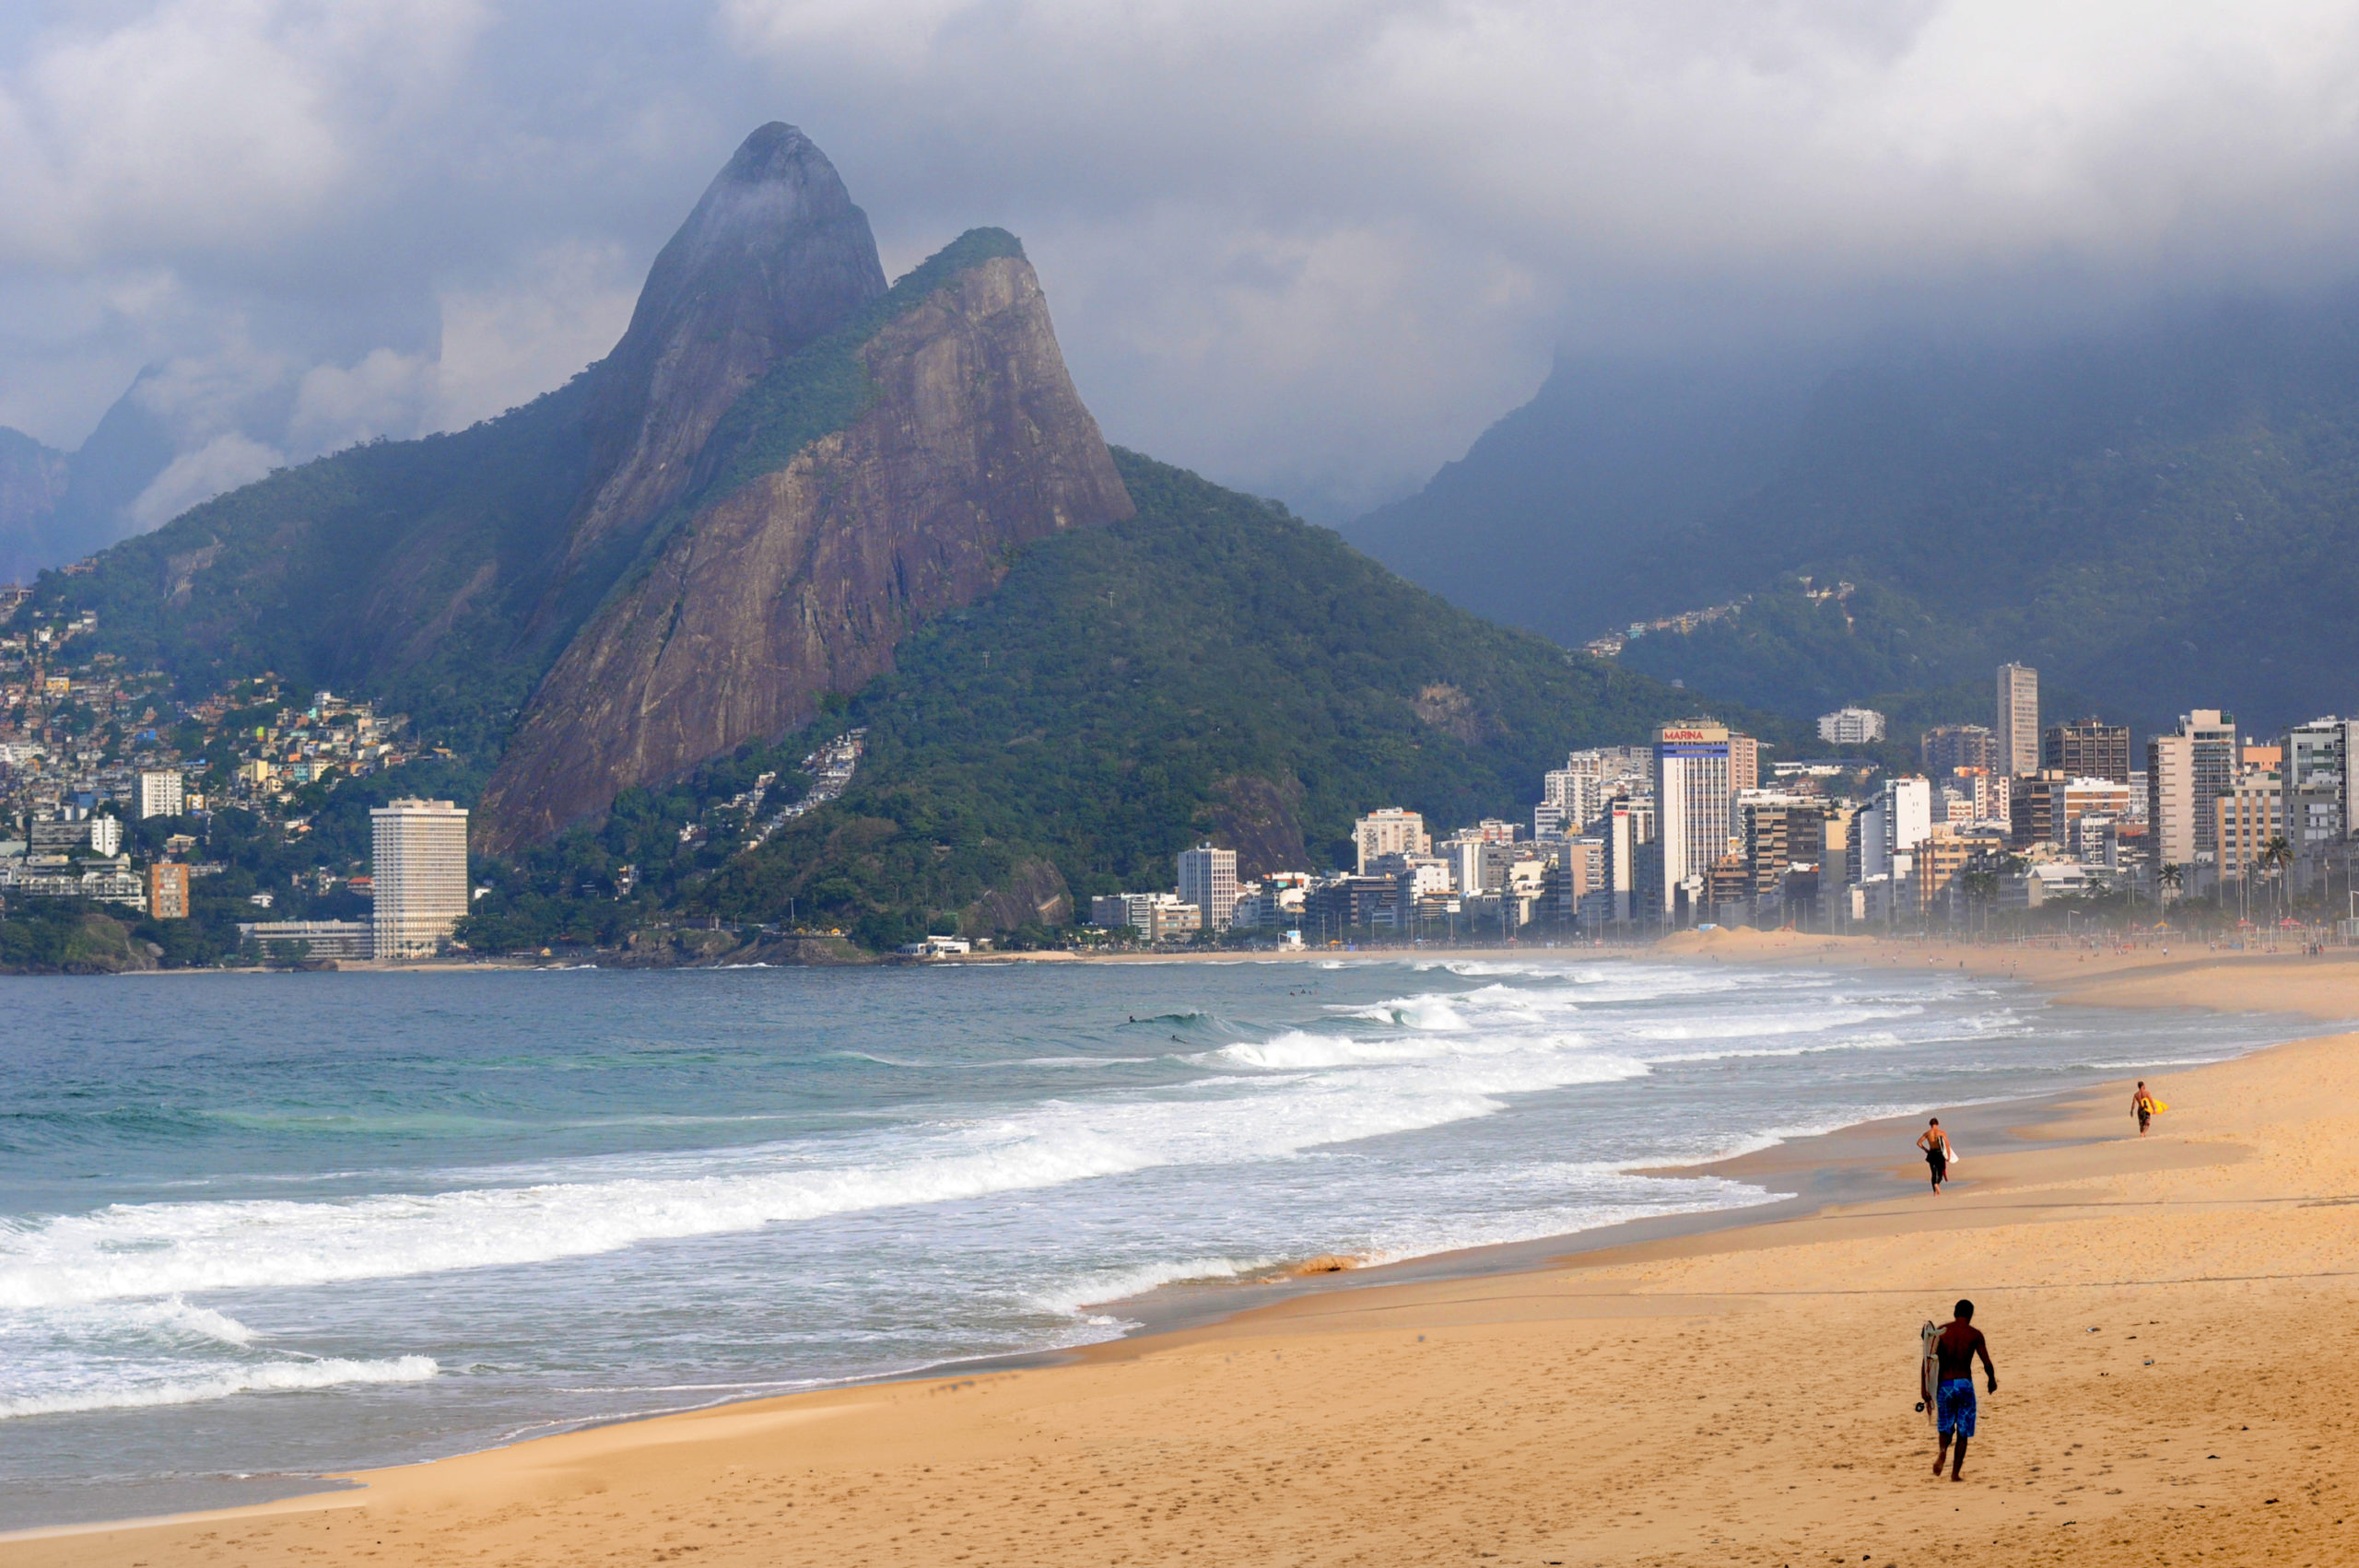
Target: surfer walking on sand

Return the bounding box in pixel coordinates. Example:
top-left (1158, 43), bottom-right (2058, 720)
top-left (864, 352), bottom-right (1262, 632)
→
top-left (2133, 1081), bottom-right (2157, 1136)
top-left (1916, 1117), bottom-right (1953, 1193)
top-left (1932, 1300), bottom-right (1996, 1480)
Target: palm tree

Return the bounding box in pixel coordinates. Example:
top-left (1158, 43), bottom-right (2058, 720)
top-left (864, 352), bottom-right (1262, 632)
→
top-left (2259, 835), bottom-right (2294, 926)
top-left (2157, 861), bottom-right (2185, 903)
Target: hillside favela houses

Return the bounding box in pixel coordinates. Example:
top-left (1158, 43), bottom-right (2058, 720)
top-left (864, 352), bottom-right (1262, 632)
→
top-left (1084, 663), bottom-right (2359, 948)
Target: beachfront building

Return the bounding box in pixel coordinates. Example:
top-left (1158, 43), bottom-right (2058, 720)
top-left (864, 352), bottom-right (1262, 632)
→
top-left (2281, 717), bottom-right (2357, 892)
top-left (370, 798), bottom-right (469, 959)
top-left (1176, 843), bottom-right (1240, 930)
top-left (1654, 720), bottom-right (1735, 924)
top-left (2147, 709), bottom-right (2237, 883)
top-left (1088, 892), bottom-right (1202, 942)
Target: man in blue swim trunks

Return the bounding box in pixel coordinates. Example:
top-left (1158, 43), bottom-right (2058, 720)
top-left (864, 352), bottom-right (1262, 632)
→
top-left (1933, 1299), bottom-right (1997, 1480)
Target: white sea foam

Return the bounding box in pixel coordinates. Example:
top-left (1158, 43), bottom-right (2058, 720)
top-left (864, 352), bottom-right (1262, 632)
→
top-left (1027, 1255), bottom-right (1273, 1316)
top-left (0, 1354), bottom-right (438, 1419)
top-left (0, 1028), bottom-right (1652, 1307)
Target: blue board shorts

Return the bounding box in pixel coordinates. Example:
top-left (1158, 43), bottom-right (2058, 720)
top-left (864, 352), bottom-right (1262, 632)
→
top-left (1937, 1377), bottom-right (1977, 1438)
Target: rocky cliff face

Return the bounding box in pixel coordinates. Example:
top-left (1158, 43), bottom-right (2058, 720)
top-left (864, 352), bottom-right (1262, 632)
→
top-left (478, 242), bottom-right (1133, 850)
top-left (555, 123), bottom-right (886, 586)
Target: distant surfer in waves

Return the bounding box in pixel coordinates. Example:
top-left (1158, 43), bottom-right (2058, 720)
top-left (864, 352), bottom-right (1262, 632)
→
top-left (1931, 1299), bottom-right (1997, 1480)
top-left (1916, 1117), bottom-right (1954, 1193)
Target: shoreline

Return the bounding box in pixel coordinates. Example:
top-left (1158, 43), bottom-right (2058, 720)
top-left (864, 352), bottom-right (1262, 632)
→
top-left (13, 937), bottom-right (2359, 1563)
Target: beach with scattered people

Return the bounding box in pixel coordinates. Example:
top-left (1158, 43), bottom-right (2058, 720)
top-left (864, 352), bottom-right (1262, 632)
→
top-left (7, 935), bottom-right (2355, 1566)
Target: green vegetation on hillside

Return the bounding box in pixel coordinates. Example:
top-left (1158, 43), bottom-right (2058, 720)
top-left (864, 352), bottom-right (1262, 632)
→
top-left (29, 380), bottom-right (596, 761)
top-left (651, 451), bottom-right (1773, 947)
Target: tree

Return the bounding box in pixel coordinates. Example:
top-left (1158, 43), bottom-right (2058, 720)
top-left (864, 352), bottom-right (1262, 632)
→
top-left (2258, 835), bottom-right (2294, 925)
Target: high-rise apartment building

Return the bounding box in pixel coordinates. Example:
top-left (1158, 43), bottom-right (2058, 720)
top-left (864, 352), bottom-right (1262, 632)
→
top-left (1921, 724), bottom-right (1997, 777)
top-left (1728, 733), bottom-right (1760, 798)
top-left (2217, 767), bottom-right (2286, 881)
top-left (1740, 792), bottom-right (1827, 895)
top-left (2145, 709), bottom-right (2237, 874)
top-left (2042, 718), bottom-right (2131, 784)
top-left (135, 768), bottom-right (185, 820)
top-left (147, 861), bottom-right (190, 920)
top-left (2281, 718), bottom-right (2357, 883)
top-left (1175, 843), bottom-right (1240, 930)
top-left (1353, 808), bottom-right (1430, 872)
top-left (1995, 664), bottom-right (2040, 776)
top-left (1654, 720), bottom-right (1733, 922)
top-left (370, 798), bottom-right (470, 960)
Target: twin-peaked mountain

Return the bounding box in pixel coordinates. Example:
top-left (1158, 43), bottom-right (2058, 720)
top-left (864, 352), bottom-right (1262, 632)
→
top-left (44, 125), bottom-right (1133, 855)
top-left (37, 123), bottom-right (1720, 939)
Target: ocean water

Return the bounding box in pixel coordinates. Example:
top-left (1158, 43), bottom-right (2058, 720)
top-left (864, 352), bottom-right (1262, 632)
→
top-left (0, 954), bottom-right (2304, 1527)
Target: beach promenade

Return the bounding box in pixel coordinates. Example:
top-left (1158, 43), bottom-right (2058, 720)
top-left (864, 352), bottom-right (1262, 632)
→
top-left (12, 936), bottom-right (2356, 1566)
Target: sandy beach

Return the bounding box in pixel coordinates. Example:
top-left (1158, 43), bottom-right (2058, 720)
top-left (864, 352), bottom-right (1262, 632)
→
top-left (13, 936), bottom-right (2359, 1566)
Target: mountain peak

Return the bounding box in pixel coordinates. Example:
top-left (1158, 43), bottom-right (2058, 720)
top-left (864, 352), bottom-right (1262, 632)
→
top-left (562, 123), bottom-right (887, 570)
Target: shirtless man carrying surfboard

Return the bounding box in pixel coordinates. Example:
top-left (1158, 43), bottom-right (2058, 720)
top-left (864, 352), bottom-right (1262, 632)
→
top-left (1931, 1300), bottom-right (1997, 1480)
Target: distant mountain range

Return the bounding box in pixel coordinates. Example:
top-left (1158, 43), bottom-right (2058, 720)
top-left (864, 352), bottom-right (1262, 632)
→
top-left (1347, 298), bottom-right (2359, 736)
top-left (0, 380), bottom-right (179, 583)
top-left (32, 124), bottom-right (1730, 943)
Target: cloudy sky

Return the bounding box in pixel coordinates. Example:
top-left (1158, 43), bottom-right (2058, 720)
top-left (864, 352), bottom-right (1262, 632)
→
top-left (6, 0), bottom-right (2359, 523)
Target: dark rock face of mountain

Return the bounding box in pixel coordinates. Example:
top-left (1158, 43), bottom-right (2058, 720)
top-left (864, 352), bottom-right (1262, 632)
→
top-left (557, 123), bottom-right (886, 585)
top-left (479, 247), bottom-right (1133, 850)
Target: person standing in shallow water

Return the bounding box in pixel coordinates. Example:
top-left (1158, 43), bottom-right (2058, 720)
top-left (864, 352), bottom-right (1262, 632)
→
top-left (1916, 1117), bottom-right (1953, 1193)
top-left (1932, 1299), bottom-right (1997, 1480)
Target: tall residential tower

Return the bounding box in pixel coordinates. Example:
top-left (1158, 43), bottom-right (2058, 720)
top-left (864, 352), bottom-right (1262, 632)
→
top-left (370, 799), bottom-right (470, 959)
top-left (1995, 663), bottom-right (2039, 776)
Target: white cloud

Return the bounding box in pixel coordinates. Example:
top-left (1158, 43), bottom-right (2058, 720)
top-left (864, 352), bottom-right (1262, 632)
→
top-left (129, 431), bottom-right (285, 529)
top-left (430, 240), bottom-right (639, 430)
top-left (11, 1), bottom-right (2359, 521)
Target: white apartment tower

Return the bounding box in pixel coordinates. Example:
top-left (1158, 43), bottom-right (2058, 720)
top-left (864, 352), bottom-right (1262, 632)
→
top-left (1996, 663), bottom-right (2039, 777)
top-left (371, 798), bottom-right (470, 959)
top-left (2147, 709), bottom-right (2237, 874)
top-left (1653, 720), bottom-right (1733, 921)
top-left (1175, 843), bottom-right (1240, 930)
top-left (135, 768), bottom-right (185, 820)
top-left (1353, 808), bottom-right (1430, 872)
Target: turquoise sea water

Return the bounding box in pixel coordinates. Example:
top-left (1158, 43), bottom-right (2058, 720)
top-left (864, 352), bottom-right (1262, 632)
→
top-left (0, 955), bottom-right (2303, 1527)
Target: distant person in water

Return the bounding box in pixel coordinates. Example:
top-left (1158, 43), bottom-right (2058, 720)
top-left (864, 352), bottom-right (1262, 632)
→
top-left (1932, 1300), bottom-right (1997, 1480)
top-left (1916, 1118), bottom-right (1952, 1192)
top-left (2132, 1082), bottom-right (2156, 1135)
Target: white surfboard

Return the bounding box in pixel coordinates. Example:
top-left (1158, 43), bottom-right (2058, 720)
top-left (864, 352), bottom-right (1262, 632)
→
top-left (1918, 1320), bottom-right (1940, 1425)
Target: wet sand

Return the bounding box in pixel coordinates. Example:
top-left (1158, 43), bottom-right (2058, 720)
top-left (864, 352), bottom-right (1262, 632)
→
top-left (12, 937), bottom-right (2358, 1566)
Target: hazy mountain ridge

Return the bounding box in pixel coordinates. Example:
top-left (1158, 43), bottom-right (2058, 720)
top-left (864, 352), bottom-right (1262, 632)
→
top-left (1351, 295), bottom-right (2359, 732)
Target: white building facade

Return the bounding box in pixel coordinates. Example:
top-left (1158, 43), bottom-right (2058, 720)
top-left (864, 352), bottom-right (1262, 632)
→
top-left (370, 798), bottom-right (470, 959)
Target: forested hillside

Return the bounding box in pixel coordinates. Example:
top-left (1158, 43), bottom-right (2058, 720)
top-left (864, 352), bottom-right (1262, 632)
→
top-left (469, 452), bottom-right (1769, 952)
top-left (1350, 292), bottom-right (2359, 732)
